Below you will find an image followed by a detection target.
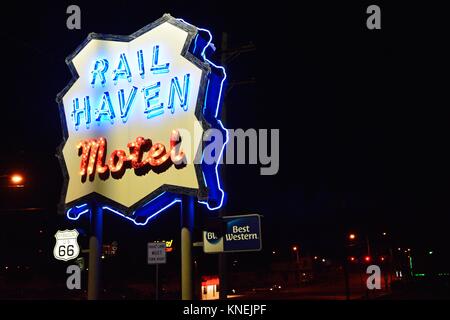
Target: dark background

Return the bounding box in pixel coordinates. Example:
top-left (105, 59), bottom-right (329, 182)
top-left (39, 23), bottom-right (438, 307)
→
top-left (0, 0), bottom-right (449, 295)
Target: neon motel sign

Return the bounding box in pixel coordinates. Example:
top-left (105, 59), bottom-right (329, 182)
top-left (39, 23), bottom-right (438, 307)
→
top-left (56, 14), bottom-right (227, 224)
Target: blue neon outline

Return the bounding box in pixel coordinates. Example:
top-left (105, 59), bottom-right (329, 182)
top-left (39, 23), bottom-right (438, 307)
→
top-left (178, 19), bottom-right (228, 210)
top-left (67, 203), bottom-right (89, 220)
top-left (193, 34), bottom-right (199, 55)
top-left (103, 198), bottom-right (181, 226)
top-left (66, 191), bottom-right (175, 226)
top-left (142, 191), bottom-right (167, 207)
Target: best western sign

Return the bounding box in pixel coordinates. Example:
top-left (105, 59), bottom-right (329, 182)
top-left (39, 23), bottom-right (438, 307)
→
top-left (203, 214), bottom-right (262, 253)
top-left (57, 14), bottom-right (226, 221)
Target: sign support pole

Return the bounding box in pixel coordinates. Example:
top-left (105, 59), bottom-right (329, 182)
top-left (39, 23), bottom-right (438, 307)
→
top-left (88, 203), bottom-right (103, 300)
top-left (181, 195), bottom-right (194, 300)
top-left (218, 31), bottom-right (228, 301)
top-left (155, 264), bottom-right (159, 300)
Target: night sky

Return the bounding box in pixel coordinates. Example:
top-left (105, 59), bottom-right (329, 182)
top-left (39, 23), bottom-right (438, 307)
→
top-left (1, 1), bottom-right (449, 279)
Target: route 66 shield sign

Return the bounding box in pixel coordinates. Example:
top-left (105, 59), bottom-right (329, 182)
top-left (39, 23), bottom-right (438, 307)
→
top-left (53, 229), bottom-right (80, 261)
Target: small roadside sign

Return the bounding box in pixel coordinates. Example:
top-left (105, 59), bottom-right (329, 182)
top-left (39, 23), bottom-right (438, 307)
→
top-left (147, 242), bottom-right (166, 264)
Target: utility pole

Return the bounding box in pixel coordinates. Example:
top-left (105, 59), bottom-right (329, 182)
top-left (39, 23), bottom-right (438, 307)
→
top-left (218, 31), bottom-right (228, 300)
top-left (366, 234), bottom-right (371, 256)
top-left (216, 31), bottom-right (256, 300)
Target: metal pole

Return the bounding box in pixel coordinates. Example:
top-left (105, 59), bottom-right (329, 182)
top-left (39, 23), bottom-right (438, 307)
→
top-left (88, 203), bottom-right (102, 300)
top-left (181, 195), bottom-right (194, 300)
top-left (155, 264), bottom-right (159, 300)
top-left (342, 235), bottom-right (350, 300)
top-left (218, 30), bottom-right (228, 301)
top-left (366, 234), bottom-right (371, 256)
top-left (343, 257), bottom-right (351, 300)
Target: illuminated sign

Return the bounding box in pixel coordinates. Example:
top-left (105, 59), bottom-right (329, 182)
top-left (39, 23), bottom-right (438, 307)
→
top-left (157, 239), bottom-right (174, 252)
top-left (203, 214), bottom-right (262, 253)
top-left (53, 229), bottom-right (80, 261)
top-left (57, 14), bottom-right (227, 223)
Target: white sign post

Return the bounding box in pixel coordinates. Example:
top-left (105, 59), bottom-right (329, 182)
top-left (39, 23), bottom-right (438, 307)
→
top-left (53, 229), bottom-right (80, 261)
top-left (148, 242), bottom-right (166, 300)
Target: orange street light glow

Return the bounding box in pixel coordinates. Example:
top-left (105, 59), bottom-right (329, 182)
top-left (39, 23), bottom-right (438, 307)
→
top-left (349, 233), bottom-right (356, 240)
top-left (10, 174), bottom-right (24, 184)
top-left (292, 246), bottom-right (298, 251)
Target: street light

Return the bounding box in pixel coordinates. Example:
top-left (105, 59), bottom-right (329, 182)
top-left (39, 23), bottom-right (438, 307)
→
top-left (348, 233), bottom-right (356, 240)
top-left (9, 173), bottom-right (24, 188)
top-left (292, 246), bottom-right (299, 264)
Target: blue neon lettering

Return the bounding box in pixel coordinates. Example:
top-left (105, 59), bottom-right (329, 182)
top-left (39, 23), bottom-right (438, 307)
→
top-left (142, 82), bottom-right (164, 119)
top-left (90, 59), bottom-right (109, 87)
top-left (117, 86), bottom-right (138, 123)
top-left (94, 92), bottom-right (115, 123)
top-left (71, 97), bottom-right (91, 129)
top-left (151, 45), bottom-right (170, 74)
top-left (112, 53), bottom-right (132, 84)
top-left (168, 74), bottom-right (190, 113)
top-left (137, 50), bottom-right (145, 79)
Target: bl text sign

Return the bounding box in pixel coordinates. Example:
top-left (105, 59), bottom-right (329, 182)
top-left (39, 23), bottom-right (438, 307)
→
top-left (57, 14), bottom-right (227, 222)
top-left (203, 214), bottom-right (262, 253)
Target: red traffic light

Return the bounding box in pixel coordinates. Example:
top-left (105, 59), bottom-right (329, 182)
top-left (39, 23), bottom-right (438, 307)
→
top-left (364, 256), bottom-right (371, 263)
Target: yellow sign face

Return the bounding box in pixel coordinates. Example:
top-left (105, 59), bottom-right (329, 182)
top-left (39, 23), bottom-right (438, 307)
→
top-left (57, 15), bottom-right (226, 217)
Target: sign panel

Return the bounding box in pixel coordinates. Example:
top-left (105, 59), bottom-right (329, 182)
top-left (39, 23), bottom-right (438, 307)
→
top-left (53, 229), bottom-right (80, 261)
top-left (203, 214), bottom-right (262, 253)
top-left (57, 14), bottom-right (227, 223)
top-left (147, 242), bottom-right (167, 264)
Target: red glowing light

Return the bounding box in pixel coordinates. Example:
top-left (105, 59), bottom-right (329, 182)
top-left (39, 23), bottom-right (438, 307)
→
top-left (364, 256), bottom-right (371, 262)
top-left (201, 276), bottom-right (219, 287)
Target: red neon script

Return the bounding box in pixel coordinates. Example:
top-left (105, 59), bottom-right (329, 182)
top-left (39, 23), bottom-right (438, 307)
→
top-left (77, 130), bottom-right (186, 180)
